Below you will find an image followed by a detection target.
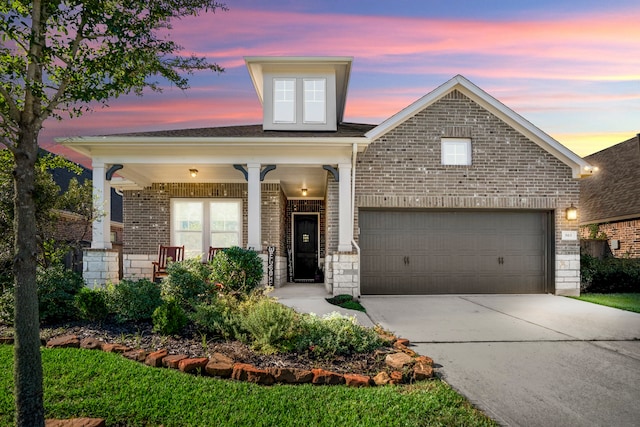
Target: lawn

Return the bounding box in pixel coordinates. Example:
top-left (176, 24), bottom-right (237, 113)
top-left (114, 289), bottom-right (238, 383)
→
top-left (570, 293), bottom-right (640, 313)
top-left (0, 346), bottom-right (496, 427)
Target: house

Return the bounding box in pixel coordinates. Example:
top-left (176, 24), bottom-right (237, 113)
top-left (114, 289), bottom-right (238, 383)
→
top-left (579, 135), bottom-right (640, 258)
top-left (60, 56), bottom-right (593, 296)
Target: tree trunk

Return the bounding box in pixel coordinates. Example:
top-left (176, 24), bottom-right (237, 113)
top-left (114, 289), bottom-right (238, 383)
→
top-left (13, 127), bottom-right (44, 426)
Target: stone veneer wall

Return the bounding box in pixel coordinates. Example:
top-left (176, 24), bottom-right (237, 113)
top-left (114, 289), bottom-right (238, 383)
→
top-left (121, 182), bottom-right (286, 285)
top-left (83, 249), bottom-right (119, 287)
top-left (580, 218), bottom-right (640, 258)
top-left (354, 89), bottom-right (581, 295)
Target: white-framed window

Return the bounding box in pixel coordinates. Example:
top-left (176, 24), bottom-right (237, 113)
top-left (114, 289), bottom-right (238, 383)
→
top-left (441, 138), bottom-right (472, 165)
top-left (303, 78), bottom-right (326, 123)
top-left (171, 199), bottom-right (242, 259)
top-left (273, 78), bottom-right (295, 123)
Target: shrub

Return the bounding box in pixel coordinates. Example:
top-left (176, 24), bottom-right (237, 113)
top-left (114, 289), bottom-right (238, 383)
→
top-left (210, 247), bottom-right (263, 295)
top-left (326, 294), bottom-right (367, 312)
top-left (37, 265), bottom-right (84, 323)
top-left (0, 288), bottom-right (14, 325)
top-left (152, 299), bottom-right (188, 335)
top-left (296, 312), bottom-right (384, 358)
top-left (161, 258), bottom-right (214, 310)
top-left (74, 287), bottom-right (109, 322)
top-left (581, 254), bottom-right (640, 293)
top-left (242, 298), bottom-right (298, 353)
top-left (105, 278), bottom-right (162, 323)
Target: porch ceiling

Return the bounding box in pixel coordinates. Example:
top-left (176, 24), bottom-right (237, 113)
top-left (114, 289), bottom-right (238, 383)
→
top-left (110, 163), bottom-right (330, 199)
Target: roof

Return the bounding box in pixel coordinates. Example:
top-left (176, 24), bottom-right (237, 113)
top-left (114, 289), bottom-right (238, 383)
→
top-left (366, 75), bottom-right (593, 178)
top-left (579, 134), bottom-right (640, 224)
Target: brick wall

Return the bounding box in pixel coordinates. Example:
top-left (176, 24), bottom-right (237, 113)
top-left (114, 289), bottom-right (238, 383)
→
top-left (580, 219), bottom-right (640, 258)
top-left (353, 89), bottom-right (581, 295)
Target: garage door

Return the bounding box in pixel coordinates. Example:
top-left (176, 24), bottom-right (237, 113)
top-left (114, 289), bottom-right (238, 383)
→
top-left (359, 210), bottom-right (550, 294)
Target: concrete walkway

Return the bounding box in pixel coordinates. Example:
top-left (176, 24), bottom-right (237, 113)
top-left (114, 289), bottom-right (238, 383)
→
top-left (362, 295), bottom-right (640, 427)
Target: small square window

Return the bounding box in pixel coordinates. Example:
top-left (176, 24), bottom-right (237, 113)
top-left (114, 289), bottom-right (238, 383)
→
top-left (441, 138), bottom-right (472, 165)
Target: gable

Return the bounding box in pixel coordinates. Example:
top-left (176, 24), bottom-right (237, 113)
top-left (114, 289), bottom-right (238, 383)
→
top-left (366, 75), bottom-right (591, 178)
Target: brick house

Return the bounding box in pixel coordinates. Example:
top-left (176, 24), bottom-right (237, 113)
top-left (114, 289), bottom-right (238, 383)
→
top-left (61, 56), bottom-right (593, 296)
top-left (579, 135), bottom-right (640, 258)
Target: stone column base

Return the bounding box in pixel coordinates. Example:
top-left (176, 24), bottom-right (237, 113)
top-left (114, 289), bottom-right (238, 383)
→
top-left (83, 248), bottom-right (119, 288)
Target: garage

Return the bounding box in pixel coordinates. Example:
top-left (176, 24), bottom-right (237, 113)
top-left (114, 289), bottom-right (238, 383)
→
top-left (359, 210), bottom-right (552, 294)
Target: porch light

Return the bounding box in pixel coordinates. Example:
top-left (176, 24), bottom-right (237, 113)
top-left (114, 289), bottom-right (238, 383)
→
top-left (301, 188), bottom-right (308, 197)
top-left (565, 204), bottom-right (577, 221)
top-left (189, 168), bottom-right (198, 178)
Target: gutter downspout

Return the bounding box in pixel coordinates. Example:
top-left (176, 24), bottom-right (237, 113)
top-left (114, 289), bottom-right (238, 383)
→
top-left (351, 143), bottom-right (361, 299)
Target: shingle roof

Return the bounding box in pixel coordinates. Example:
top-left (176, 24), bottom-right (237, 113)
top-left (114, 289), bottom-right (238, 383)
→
top-left (107, 123), bottom-right (375, 138)
top-left (580, 134), bottom-right (640, 223)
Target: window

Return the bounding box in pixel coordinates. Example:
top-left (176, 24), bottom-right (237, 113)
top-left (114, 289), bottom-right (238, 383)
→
top-left (171, 199), bottom-right (242, 259)
top-left (273, 79), bottom-right (295, 123)
top-left (303, 79), bottom-right (326, 123)
top-left (441, 138), bottom-right (472, 165)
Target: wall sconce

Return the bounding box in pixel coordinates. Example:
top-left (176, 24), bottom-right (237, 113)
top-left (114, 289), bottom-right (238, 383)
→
top-left (189, 168), bottom-right (198, 178)
top-left (565, 204), bottom-right (577, 221)
top-left (301, 188), bottom-right (308, 197)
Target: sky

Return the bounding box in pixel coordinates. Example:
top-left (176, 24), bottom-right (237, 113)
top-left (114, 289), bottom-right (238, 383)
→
top-left (43, 0), bottom-right (640, 165)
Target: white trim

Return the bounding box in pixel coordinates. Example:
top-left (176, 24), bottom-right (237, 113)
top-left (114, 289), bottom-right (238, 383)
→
top-left (365, 75), bottom-right (592, 178)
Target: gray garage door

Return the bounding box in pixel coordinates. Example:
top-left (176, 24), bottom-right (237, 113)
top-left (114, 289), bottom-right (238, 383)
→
top-left (359, 210), bottom-right (550, 294)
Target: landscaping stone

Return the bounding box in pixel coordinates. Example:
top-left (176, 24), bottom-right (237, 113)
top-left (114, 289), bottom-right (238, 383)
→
top-left (145, 349), bottom-right (168, 367)
top-left (343, 373), bottom-right (371, 387)
top-left (415, 355), bottom-right (434, 366)
top-left (122, 349), bottom-right (147, 362)
top-left (232, 363), bottom-right (275, 385)
top-left (178, 357), bottom-right (209, 374)
top-left (373, 371), bottom-right (391, 386)
top-left (163, 354), bottom-right (188, 369)
top-left (395, 338), bottom-right (410, 347)
top-left (267, 367), bottom-right (314, 384)
top-left (389, 370), bottom-right (404, 384)
top-left (397, 345), bottom-right (417, 357)
top-left (0, 336), bottom-right (15, 345)
top-left (413, 363), bottom-right (434, 381)
top-left (80, 337), bottom-right (102, 350)
top-left (205, 360), bottom-right (234, 378)
top-left (46, 335), bottom-right (80, 349)
top-left (45, 418), bottom-right (105, 427)
top-left (311, 368), bottom-right (345, 385)
top-left (385, 352), bottom-right (413, 369)
top-left (101, 343), bottom-right (130, 353)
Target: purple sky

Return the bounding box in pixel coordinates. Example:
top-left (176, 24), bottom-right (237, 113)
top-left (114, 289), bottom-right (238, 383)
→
top-left (44, 0), bottom-right (640, 165)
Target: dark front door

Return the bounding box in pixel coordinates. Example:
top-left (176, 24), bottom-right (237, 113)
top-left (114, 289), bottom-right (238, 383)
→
top-left (294, 214), bottom-right (318, 281)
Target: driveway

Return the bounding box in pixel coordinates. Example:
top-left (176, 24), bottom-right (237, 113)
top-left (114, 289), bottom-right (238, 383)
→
top-left (362, 295), bottom-right (640, 427)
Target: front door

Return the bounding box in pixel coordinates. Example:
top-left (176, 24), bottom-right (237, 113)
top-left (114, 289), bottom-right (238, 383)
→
top-left (293, 214), bottom-right (318, 281)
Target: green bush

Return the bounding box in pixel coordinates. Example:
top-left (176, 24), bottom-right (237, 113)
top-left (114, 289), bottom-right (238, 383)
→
top-left (37, 265), bottom-right (84, 323)
top-left (0, 288), bottom-right (14, 325)
top-left (152, 299), bottom-right (188, 335)
top-left (105, 278), bottom-right (162, 323)
top-left (210, 247), bottom-right (263, 295)
top-left (191, 294), bottom-right (249, 342)
top-left (74, 287), bottom-right (109, 322)
top-left (242, 298), bottom-right (298, 353)
top-left (161, 258), bottom-right (214, 310)
top-left (581, 254), bottom-right (640, 293)
top-left (296, 312), bottom-right (384, 358)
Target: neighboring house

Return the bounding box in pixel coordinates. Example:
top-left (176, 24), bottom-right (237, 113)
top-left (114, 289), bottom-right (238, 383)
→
top-left (61, 56), bottom-right (592, 296)
top-left (579, 135), bottom-right (640, 258)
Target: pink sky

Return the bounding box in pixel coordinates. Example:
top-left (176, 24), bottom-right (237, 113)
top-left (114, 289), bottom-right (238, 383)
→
top-left (42, 2), bottom-right (640, 165)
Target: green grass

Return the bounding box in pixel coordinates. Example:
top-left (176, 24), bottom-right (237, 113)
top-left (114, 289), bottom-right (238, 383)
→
top-left (0, 345), bottom-right (496, 427)
top-left (326, 294), bottom-right (367, 312)
top-left (570, 293), bottom-right (640, 313)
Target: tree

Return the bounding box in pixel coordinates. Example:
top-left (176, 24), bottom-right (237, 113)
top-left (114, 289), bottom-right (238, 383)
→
top-left (0, 1), bottom-right (225, 425)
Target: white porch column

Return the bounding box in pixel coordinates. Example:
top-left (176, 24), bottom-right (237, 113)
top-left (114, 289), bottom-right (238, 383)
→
top-left (91, 161), bottom-right (112, 249)
top-left (247, 163), bottom-right (262, 251)
top-left (338, 162), bottom-right (353, 252)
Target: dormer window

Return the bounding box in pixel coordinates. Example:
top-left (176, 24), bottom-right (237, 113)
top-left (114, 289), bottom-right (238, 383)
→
top-left (303, 79), bottom-right (326, 123)
top-left (273, 79), bottom-right (295, 123)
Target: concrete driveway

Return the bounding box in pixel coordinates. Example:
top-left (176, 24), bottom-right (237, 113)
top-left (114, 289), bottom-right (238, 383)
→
top-left (362, 295), bottom-right (640, 427)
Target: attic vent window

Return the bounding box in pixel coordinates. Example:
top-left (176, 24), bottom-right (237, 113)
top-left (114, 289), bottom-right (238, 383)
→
top-left (441, 138), bottom-right (472, 166)
top-left (303, 79), bottom-right (326, 123)
top-left (273, 78), bottom-right (295, 123)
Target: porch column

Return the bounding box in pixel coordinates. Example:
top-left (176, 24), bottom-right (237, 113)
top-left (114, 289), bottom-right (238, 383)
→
top-left (338, 162), bottom-right (353, 252)
top-left (247, 163), bottom-right (262, 251)
top-left (91, 161), bottom-right (112, 249)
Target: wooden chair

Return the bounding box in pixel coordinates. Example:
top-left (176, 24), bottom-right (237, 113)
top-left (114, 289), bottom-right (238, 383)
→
top-left (207, 247), bottom-right (224, 262)
top-left (152, 245), bottom-right (184, 282)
